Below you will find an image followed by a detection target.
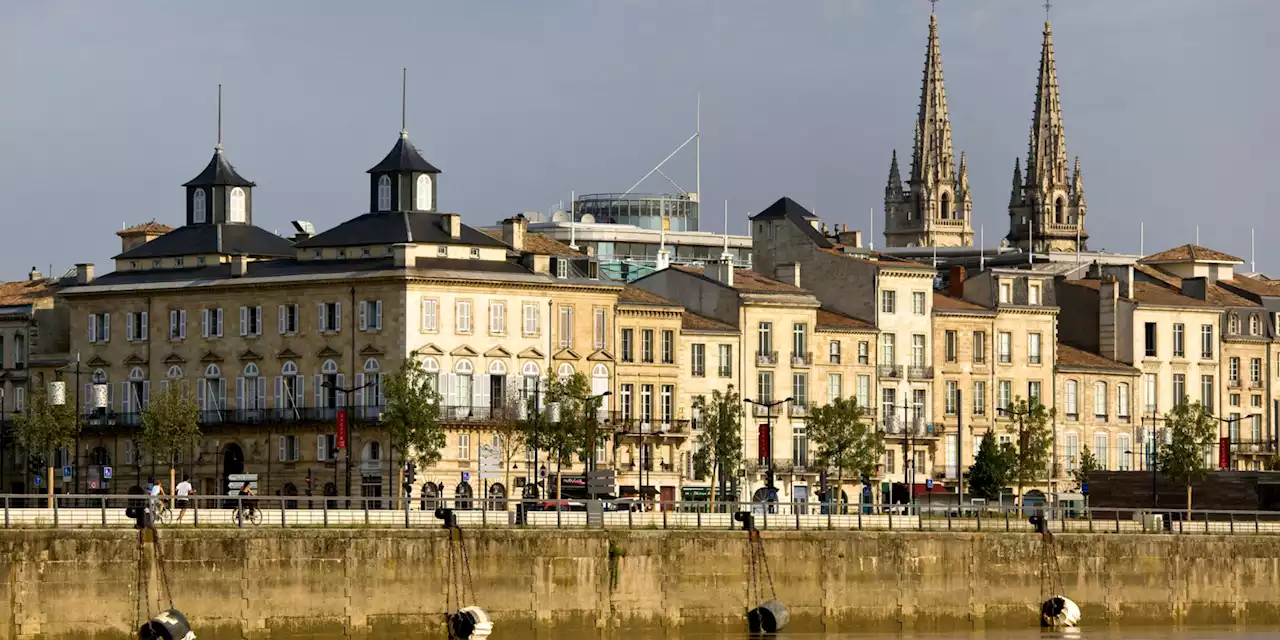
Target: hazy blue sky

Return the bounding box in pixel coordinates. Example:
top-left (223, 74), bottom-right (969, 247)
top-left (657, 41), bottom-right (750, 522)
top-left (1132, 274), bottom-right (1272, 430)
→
top-left (2, 1), bottom-right (1276, 277)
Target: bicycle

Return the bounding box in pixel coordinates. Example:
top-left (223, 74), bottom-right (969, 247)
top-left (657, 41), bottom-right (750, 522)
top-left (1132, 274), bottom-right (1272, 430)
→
top-left (233, 503), bottom-right (262, 527)
top-left (150, 501), bottom-right (173, 526)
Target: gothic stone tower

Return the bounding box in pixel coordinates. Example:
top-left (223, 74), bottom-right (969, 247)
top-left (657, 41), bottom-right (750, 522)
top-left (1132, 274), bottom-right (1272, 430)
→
top-left (884, 13), bottom-right (974, 248)
top-left (1007, 20), bottom-right (1087, 253)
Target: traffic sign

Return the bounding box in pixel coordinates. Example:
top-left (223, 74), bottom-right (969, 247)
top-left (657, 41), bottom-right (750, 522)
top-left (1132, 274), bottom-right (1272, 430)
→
top-left (925, 478), bottom-right (934, 491)
top-left (229, 473), bottom-right (259, 482)
top-left (103, 466), bottom-right (113, 479)
top-left (33, 475), bottom-right (42, 488)
top-left (461, 471), bottom-right (470, 483)
top-left (478, 444), bottom-right (502, 480)
top-left (62, 466), bottom-right (72, 480)
top-left (89, 480), bottom-right (99, 490)
top-left (1081, 482), bottom-right (1089, 496)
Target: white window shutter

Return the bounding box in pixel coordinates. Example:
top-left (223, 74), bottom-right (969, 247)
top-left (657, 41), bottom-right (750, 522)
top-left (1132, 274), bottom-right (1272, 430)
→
top-left (107, 383), bottom-right (114, 411)
top-left (443, 373), bottom-right (456, 409)
top-left (179, 310), bottom-right (187, 339)
top-left (317, 435), bottom-right (327, 461)
top-left (294, 375), bottom-right (305, 411)
top-left (420, 299), bottom-right (428, 332)
top-left (274, 376), bottom-right (283, 409)
top-left (202, 309), bottom-right (209, 338)
top-left (318, 303), bottom-right (326, 331)
top-left (378, 374), bottom-right (386, 406)
top-left (359, 301), bottom-right (368, 331)
top-left (197, 379), bottom-right (206, 411)
top-left (126, 313), bottom-right (135, 341)
top-left (538, 376), bottom-right (547, 411)
top-left (217, 309), bottom-right (225, 337)
top-left (218, 379), bottom-right (227, 412)
top-left (142, 381), bottom-right (150, 409)
top-left (122, 383), bottom-right (132, 414)
top-left (335, 302), bottom-right (342, 332)
top-left (240, 307), bottom-right (248, 337)
top-left (236, 377), bottom-right (245, 413)
top-left (88, 314), bottom-right (97, 343)
top-left (336, 374), bottom-right (346, 406)
top-left (375, 301), bottom-right (383, 329)
top-left (140, 311), bottom-right (148, 337)
top-left (257, 379), bottom-right (267, 412)
top-left (478, 374), bottom-right (490, 412)
top-left (279, 436), bottom-right (286, 462)
top-left (103, 313), bottom-right (110, 342)
top-left (315, 375), bottom-right (323, 408)
top-left (278, 306), bottom-right (286, 334)
top-left (254, 306), bottom-right (262, 335)
top-left (355, 373), bottom-right (365, 407)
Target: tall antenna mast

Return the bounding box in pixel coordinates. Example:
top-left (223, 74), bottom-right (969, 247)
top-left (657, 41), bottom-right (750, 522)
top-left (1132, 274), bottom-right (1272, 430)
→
top-left (1044, 0), bottom-right (1052, 20)
top-left (569, 189), bottom-right (577, 249)
top-left (980, 225), bottom-right (985, 271)
top-left (1252, 228), bottom-right (1256, 273)
top-left (216, 84), bottom-right (223, 150)
top-left (1140, 221), bottom-right (1145, 256)
top-left (722, 199), bottom-right (730, 258)
top-left (695, 93), bottom-right (701, 202)
top-left (869, 207), bottom-right (875, 251)
top-left (400, 68), bottom-right (408, 136)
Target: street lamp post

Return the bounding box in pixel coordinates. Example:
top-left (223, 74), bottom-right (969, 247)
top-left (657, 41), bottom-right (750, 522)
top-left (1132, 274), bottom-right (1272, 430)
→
top-left (743, 397), bottom-right (791, 502)
top-left (1211, 413), bottom-right (1246, 471)
top-left (320, 378), bottom-right (376, 506)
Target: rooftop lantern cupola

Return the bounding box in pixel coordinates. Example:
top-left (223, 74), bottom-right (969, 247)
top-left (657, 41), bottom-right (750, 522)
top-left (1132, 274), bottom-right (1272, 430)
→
top-left (367, 68), bottom-right (441, 214)
top-left (182, 85), bottom-right (255, 227)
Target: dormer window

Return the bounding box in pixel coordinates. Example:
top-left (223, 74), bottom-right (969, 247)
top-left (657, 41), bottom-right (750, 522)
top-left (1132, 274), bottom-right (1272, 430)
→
top-left (337, 249), bottom-right (346, 258)
top-left (377, 175), bottom-right (392, 211)
top-left (152, 259), bottom-right (161, 268)
top-left (361, 248), bottom-right (371, 257)
top-left (175, 257), bottom-right (185, 267)
top-left (192, 189), bottom-right (207, 223)
top-left (556, 258), bottom-right (568, 279)
top-left (130, 261), bottom-right (138, 269)
top-left (416, 174), bottom-right (432, 210)
top-left (229, 187), bottom-right (246, 223)
top-left (438, 246), bottom-right (448, 258)
top-left (469, 247), bottom-right (480, 259)
top-left (197, 257), bottom-right (206, 266)
top-left (313, 250), bottom-right (322, 259)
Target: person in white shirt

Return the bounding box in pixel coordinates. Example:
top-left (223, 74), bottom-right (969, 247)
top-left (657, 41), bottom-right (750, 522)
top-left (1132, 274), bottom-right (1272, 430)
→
top-left (175, 475), bottom-right (195, 522)
top-left (146, 477), bottom-right (165, 520)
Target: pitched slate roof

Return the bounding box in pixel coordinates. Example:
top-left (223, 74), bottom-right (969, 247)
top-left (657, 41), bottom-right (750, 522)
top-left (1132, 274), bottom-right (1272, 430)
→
top-left (749, 197), bottom-right (834, 249)
top-left (115, 224), bottom-right (294, 260)
top-left (183, 149), bottom-right (255, 187)
top-left (1140, 244), bottom-right (1243, 264)
top-left (295, 212), bottom-right (506, 249)
top-left (618, 285), bottom-right (678, 306)
top-left (1220, 274), bottom-right (1280, 298)
top-left (1056, 343), bottom-right (1138, 374)
top-left (682, 312), bottom-right (736, 333)
top-left (932, 292), bottom-right (991, 313)
top-left (367, 134), bottom-right (440, 174)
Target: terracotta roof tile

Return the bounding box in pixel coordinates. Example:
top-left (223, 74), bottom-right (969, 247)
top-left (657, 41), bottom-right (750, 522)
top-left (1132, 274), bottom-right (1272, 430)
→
top-left (673, 266), bottom-right (809, 294)
top-left (817, 247), bottom-right (933, 269)
top-left (618, 285), bottom-right (678, 306)
top-left (116, 221), bottom-right (175, 237)
top-left (479, 229), bottom-right (584, 257)
top-left (0, 279), bottom-right (59, 306)
top-left (682, 312), bottom-right (736, 333)
top-left (932, 292), bottom-right (990, 312)
top-left (1140, 244), bottom-right (1243, 264)
top-left (1221, 274), bottom-right (1280, 298)
top-left (815, 308), bottom-right (875, 331)
top-left (1056, 343), bottom-right (1139, 374)
top-left (1066, 278), bottom-right (1222, 308)
top-left (1134, 265), bottom-right (1260, 308)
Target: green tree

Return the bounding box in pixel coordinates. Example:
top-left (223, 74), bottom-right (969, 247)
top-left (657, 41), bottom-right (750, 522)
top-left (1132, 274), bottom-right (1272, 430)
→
top-left (1002, 396), bottom-right (1054, 502)
top-left (807, 396), bottom-right (882, 510)
top-left (692, 386), bottom-right (745, 510)
top-left (139, 382), bottom-right (201, 493)
top-left (382, 358), bottom-right (446, 482)
top-left (967, 434), bottom-right (1014, 501)
top-left (544, 371), bottom-right (605, 501)
top-left (1072, 444), bottom-right (1100, 489)
top-left (1157, 400), bottom-right (1217, 523)
top-left (490, 380), bottom-right (530, 507)
top-left (12, 384), bottom-right (77, 504)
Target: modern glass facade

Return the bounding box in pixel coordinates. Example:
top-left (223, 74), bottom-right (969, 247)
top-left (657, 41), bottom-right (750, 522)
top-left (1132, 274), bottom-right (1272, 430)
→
top-left (575, 193), bottom-right (700, 232)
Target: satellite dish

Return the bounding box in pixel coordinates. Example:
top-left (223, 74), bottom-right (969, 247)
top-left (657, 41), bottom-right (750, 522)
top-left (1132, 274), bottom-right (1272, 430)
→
top-left (580, 214), bottom-right (595, 224)
top-left (551, 210), bottom-right (569, 223)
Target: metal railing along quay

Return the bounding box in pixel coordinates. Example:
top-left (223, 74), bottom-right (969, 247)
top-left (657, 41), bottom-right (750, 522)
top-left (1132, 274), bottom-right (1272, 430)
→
top-left (7, 494), bottom-right (1280, 535)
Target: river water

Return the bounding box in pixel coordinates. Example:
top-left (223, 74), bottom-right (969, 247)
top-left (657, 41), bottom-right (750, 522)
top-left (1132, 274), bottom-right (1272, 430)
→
top-left (260, 629), bottom-right (1277, 639)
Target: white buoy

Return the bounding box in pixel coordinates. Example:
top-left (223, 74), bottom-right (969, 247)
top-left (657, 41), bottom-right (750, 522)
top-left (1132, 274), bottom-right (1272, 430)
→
top-left (1040, 595), bottom-right (1081, 628)
top-left (448, 606), bottom-right (492, 639)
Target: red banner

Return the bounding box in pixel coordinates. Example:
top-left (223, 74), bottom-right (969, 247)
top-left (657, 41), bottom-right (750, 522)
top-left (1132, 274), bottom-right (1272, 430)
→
top-left (337, 410), bottom-right (348, 450)
top-left (758, 424), bottom-right (770, 460)
top-left (1219, 437), bottom-right (1231, 470)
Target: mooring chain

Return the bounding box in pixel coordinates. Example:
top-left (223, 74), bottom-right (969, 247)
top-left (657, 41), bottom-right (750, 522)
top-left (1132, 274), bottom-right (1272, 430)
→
top-left (753, 532), bottom-right (777, 601)
top-left (152, 530), bottom-right (177, 611)
top-left (457, 528), bottom-right (478, 606)
top-left (745, 531), bottom-right (759, 609)
top-left (134, 528), bottom-right (148, 629)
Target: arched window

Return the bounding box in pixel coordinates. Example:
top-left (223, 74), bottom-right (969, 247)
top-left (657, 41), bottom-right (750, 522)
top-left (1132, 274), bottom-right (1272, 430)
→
top-left (167, 365), bottom-right (183, 379)
top-left (1055, 197), bottom-right (1066, 224)
top-left (377, 175), bottom-right (392, 211)
top-left (282, 361), bottom-right (298, 376)
top-left (1230, 313), bottom-right (1240, 334)
top-left (1250, 314), bottom-right (1261, 335)
top-left (421, 357), bottom-right (440, 373)
top-left (364, 358), bottom-right (380, 373)
top-left (522, 362), bottom-right (540, 377)
top-left (229, 187), bottom-right (246, 223)
top-left (205, 364), bottom-right (221, 378)
top-left (557, 363), bottom-right (574, 379)
top-left (455, 360), bottom-right (473, 375)
top-left (363, 440), bottom-right (382, 461)
top-left (244, 363), bottom-right (259, 377)
top-left (192, 189), bottom-right (207, 223)
top-left (92, 368), bottom-right (107, 384)
top-left (322, 359), bottom-right (339, 374)
top-left (489, 360), bottom-right (507, 375)
top-left (129, 367), bottom-right (145, 381)
top-left (940, 192), bottom-right (951, 219)
top-left (415, 174), bottom-right (432, 211)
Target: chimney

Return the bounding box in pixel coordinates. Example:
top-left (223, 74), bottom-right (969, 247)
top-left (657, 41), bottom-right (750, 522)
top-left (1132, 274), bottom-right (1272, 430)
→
top-left (775, 262), bottom-right (801, 287)
top-left (1181, 276), bottom-right (1208, 300)
top-left (28, 267), bottom-right (42, 282)
top-left (502, 215), bottom-right (527, 252)
top-left (443, 213), bottom-right (461, 240)
top-left (948, 266), bottom-right (966, 298)
top-left (1099, 275), bottom-right (1119, 360)
top-left (391, 244), bottom-right (409, 268)
top-left (75, 263), bottom-right (94, 284)
top-left (704, 259), bottom-right (734, 288)
top-left (1102, 264), bottom-right (1134, 299)
top-left (230, 254), bottom-right (247, 278)
top-left (524, 254), bottom-right (551, 275)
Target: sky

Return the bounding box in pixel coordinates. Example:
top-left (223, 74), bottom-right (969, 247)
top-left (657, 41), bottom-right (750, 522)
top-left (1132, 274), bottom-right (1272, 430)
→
top-left (1, 0), bottom-right (1277, 278)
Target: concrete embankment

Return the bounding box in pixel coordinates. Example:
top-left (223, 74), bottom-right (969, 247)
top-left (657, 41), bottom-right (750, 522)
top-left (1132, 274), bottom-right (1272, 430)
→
top-left (3, 528), bottom-right (1278, 638)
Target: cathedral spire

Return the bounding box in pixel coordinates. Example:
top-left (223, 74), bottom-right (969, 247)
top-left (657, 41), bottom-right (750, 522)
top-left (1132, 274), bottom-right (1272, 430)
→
top-left (1009, 157), bottom-right (1022, 206)
top-left (1026, 20), bottom-right (1069, 190)
top-left (910, 12), bottom-right (955, 189)
top-left (886, 150), bottom-right (903, 200)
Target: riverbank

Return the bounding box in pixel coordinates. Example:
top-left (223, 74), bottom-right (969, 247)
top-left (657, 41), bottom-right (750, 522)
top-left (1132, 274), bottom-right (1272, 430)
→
top-left (4, 529), bottom-right (1278, 639)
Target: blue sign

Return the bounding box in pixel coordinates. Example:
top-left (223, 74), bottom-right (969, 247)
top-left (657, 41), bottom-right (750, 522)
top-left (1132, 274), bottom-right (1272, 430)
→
top-left (103, 466), bottom-right (113, 479)
top-left (33, 475), bottom-right (42, 487)
top-left (1081, 482), bottom-right (1089, 495)
top-left (925, 478), bottom-right (934, 490)
top-left (863, 485), bottom-right (872, 495)
top-left (461, 471), bottom-right (470, 483)
top-left (62, 466), bottom-right (72, 480)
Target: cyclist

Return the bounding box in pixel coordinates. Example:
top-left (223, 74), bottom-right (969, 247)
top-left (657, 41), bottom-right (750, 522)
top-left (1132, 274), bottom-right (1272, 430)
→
top-left (237, 481), bottom-right (256, 522)
top-left (145, 477), bottom-right (166, 521)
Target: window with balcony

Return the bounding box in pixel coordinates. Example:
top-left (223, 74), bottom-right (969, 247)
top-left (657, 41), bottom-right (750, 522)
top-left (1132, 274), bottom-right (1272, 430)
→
top-left (792, 323), bottom-right (807, 363)
top-left (911, 334), bottom-right (926, 368)
top-left (792, 373), bottom-right (808, 409)
top-left (880, 388), bottom-right (896, 426)
top-left (620, 385), bottom-right (633, 422)
top-left (1028, 332), bottom-right (1042, 365)
top-left (661, 385), bottom-right (673, 425)
top-left (757, 372), bottom-right (773, 405)
top-left (640, 385), bottom-right (653, 425)
top-left (881, 334), bottom-right (896, 366)
top-left (757, 322), bottom-right (773, 361)
top-left (792, 423), bottom-right (808, 468)
top-left (912, 389), bottom-right (926, 420)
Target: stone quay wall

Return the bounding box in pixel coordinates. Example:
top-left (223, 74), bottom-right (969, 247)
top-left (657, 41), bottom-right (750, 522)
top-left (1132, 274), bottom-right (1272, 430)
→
top-left (3, 528), bottom-right (1279, 638)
